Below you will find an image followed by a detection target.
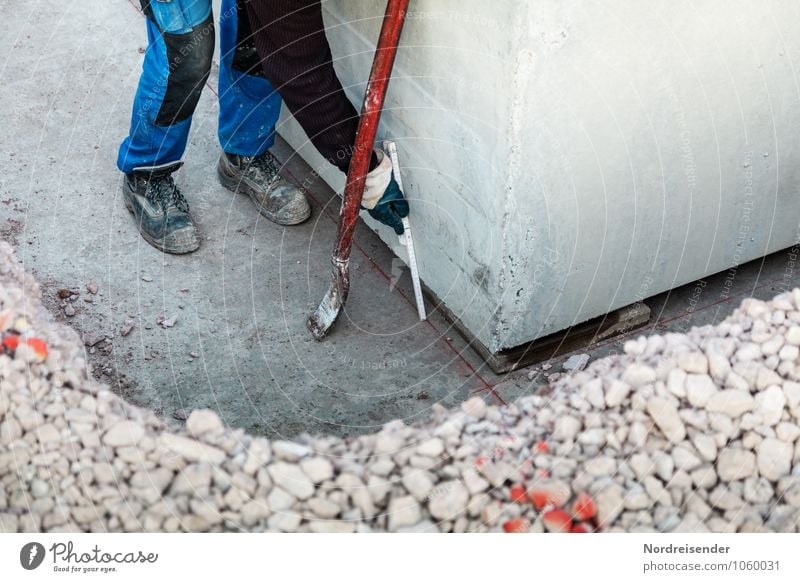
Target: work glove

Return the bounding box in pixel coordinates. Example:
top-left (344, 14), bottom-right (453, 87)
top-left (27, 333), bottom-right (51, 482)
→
top-left (360, 149), bottom-right (410, 235)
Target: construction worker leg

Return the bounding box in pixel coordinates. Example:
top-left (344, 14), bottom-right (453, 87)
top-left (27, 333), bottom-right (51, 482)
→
top-left (217, 0), bottom-right (283, 157)
top-left (117, 0), bottom-right (215, 174)
top-left (242, 0), bottom-right (363, 173)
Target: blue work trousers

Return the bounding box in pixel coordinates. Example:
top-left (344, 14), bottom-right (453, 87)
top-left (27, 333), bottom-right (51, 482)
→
top-left (117, 0), bottom-right (282, 173)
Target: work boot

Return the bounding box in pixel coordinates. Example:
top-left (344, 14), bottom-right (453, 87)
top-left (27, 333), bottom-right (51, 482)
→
top-left (122, 162), bottom-right (201, 255)
top-left (217, 151), bottom-right (311, 225)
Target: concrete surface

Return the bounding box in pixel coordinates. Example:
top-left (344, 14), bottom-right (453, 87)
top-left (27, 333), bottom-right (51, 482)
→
top-left (284, 0), bottom-right (800, 355)
top-left (3, 0), bottom-right (800, 438)
top-left (0, 0), bottom-right (492, 438)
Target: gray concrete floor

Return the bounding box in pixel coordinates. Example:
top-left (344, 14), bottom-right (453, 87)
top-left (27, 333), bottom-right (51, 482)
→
top-left (4, 0), bottom-right (800, 438)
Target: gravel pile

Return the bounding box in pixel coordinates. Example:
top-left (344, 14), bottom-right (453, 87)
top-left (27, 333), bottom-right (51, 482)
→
top-left (1, 240), bottom-right (800, 533)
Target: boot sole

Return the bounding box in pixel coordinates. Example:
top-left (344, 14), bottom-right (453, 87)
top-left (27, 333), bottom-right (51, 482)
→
top-left (217, 161), bottom-right (311, 226)
top-left (123, 189), bottom-right (200, 255)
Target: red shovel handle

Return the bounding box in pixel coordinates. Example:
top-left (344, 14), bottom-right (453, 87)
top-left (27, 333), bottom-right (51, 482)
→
top-left (334, 0), bottom-right (410, 261)
top-left (308, 0), bottom-right (410, 340)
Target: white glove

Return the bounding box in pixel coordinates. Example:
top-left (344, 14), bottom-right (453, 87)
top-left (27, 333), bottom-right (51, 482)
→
top-left (360, 148), bottom-right (393, 210)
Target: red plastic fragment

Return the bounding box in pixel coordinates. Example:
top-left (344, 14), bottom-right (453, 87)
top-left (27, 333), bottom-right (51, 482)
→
top-left (571, 523), bottom-right (591, 533)
top-left (25, 337), bottom-right (48, 361)
top-left (509, 484), bottom-right (528, 503)
top-left (534, 441), bottom-right (550, 454)
top-left (572, 492), bottom-right (598, 521)
top-left (530, 489), bottom-right (550, 510)
top-left (542, 509), bottom-right (573, 533)
top-left (502, 518), bottom-right (529, 533)
top-left (3, 335), bottom-right (20, 351)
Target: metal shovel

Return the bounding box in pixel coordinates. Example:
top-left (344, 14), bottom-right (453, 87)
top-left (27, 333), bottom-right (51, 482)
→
top-left (307, 0), bottom-right (411, 340)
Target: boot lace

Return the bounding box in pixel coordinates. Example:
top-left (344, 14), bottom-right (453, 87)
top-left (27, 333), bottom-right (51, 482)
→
top-left (146, 174), bottom-right (190, 213)
top-left (245, 152), bottom-right (280, 184)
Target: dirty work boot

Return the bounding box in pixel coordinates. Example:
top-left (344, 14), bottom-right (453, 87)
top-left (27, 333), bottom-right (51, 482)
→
top-left (217, 151), bottom-right (311, 225)
top-left (122, 162), bottom-right (201, 254)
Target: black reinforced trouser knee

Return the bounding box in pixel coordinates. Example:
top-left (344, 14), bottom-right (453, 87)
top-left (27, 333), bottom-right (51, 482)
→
top-left (242, 0), bottom-right (376, 174)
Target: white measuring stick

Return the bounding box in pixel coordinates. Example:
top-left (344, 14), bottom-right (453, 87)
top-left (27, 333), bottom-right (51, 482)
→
top-left (384, 140), bottom-right (427, 321)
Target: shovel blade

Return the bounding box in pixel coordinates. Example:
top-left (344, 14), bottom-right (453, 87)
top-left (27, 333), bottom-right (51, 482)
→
top-left (307, 259), bottom-right (350, 341)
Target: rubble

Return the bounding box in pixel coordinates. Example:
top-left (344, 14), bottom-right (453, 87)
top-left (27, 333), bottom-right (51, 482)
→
top-left (2, 241), bottom-right (800, 533)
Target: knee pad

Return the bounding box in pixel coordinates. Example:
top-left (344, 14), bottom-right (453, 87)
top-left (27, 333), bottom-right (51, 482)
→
top-left (141, 0), bottom-right (212, 34)
top-left (154, 14), bottom-right (216, 126)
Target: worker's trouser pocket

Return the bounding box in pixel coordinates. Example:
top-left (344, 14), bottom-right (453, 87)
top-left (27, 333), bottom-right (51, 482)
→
top-left (140, 0), bottom-right (212, 34)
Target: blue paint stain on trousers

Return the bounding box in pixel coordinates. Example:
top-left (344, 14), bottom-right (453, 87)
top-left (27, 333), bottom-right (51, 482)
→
top-left (117, 0), bottom-right (283, 174)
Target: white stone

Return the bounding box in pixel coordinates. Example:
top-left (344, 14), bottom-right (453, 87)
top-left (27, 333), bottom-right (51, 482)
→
top-left (623, 364), bottom-right (657, 387)
top-left (267, 511), bottom-right (301, 532)
top-left (387, 496), bottom-right (422, 531)
top-left (595, 484), bottom-right (625, 527)
top-left (159, 434), bottom-right (226, 464)
top-left (776, 422), bottom-right (800, 443)
top-left (461, 397), bottom-right (487, 419)
top-left (585, 456), bottom-right (617, 477)
top-left (428, 481), bottom-right (469, 520)
top-left (707, 350), bottom-right (732, 382)
top-left (690, 465), bottom-right (718, 490)
top-left (243, 439), bottom-right (272, 474)
top-left (691, 433), bottom-right (718, 462)
top-left (553, 415), bottom-right (581, 441)
top-left (735, 343), bottom-right (762, 362)
top-left (629, 454), bottom-right (654, 481)
top-left (267, 487), bottom-right (296, 511)
top-left (374, 432), bottom-right (405, 455)
top-left (367, 475), bottom-right (392, 505)
top-left (756, 438), bottom-right (793, 481)
top-left (724, 372), bottom-right (749, 392)
top-left (309, 520), bottom-right (356, 533)
top-left (624, 488), bottom-right (652, 511)
top-left (272, 441), bottom-right (312, 462)
top-left (369, 459), bottom-right (395, 477)
top-left (654, 452), bottom-right (675, 482)
top-left (170, 463), bottom-right (212, 495)
top-left (268, 462), bottom-right (315, 500)
top-left (102, 421), bottom-right (145, 447)
top-left (402, 470), bottom-right (435, 501)
top-left (756, 367), bottom-right (782, 391)
top-left (605, 380), bottom-right (632, 408)
top-left (678, 352), bottom-right (708, 374)
top-left (185, 410), bottom-right (224, 436)
top-left (646, 397), bottom-right (686, 443)
top-left (717, 448), bottom-right (756, 482)
top-left (686, 374), bottom-right (717, 407)
top-left (761, 335), bottom-right (784, 356)
top-left (672, 446), bottom-right (702, 472)
top-left (779, 344), bottom-right (799, 361)
top-left (461, 468), bottom-right (489, 495)
top-left (786, 326), bottom-right (800, 345)
top-left (628, 422), bottom-right (648, 448)
top-left (667, 369), bottom-right (687, 398)
top-left (416, 437), bottom-right (445, 457)
top-left (705, 390), bottom-right (755, 418)
top-left (784, 381), bottom-right (800, 410)
top-left (743, 477), bottom-right (774, 504)
top-left (300, 457), bottom-right (334, 484)
top-left (307, 497), bottom-right (341, 519)
top-left (583, 378), bottom-right (606, 409)
top-left (754, 385), bottom-right (786, 426)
